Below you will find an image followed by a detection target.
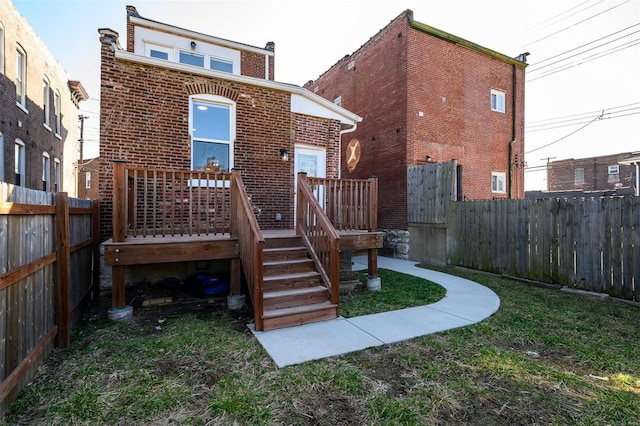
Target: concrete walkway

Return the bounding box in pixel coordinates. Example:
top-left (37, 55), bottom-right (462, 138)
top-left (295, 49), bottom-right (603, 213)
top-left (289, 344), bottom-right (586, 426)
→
top-left (249, 256), bottom-right (500, 368)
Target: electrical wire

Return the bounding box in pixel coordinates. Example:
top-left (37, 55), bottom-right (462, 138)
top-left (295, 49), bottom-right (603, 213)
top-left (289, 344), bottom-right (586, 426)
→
top-left (525, 112), bottom-right (603, 154)
top-left (527, 106), bottom-right (640, 131)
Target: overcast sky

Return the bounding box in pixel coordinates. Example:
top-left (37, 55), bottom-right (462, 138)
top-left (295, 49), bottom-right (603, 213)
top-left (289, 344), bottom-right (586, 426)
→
top-left (12, 0), bottom-right (640, 190)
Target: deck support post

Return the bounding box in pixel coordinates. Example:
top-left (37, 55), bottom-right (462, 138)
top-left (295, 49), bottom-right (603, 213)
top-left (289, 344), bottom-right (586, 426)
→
top-left (367, 248), bottom-right (378, 279)
top-left (109, 160), bottom-right (132, 320)
top-left (230, 258), bottom-right (241, 295)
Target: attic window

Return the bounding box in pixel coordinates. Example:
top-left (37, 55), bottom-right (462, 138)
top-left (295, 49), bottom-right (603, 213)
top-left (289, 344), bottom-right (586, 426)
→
top-left (348, 60), bottom-right (355, 70)
top-left (180, 51), bottom-right (204, 67)
top-left (145, 43), bottom-right (172, 61)
top-left (334, 96), bottom-right (342, 106)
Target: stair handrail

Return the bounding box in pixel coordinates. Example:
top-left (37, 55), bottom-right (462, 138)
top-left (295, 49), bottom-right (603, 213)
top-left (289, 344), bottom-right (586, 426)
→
top-left (230, 170), bottom-right (265, 331)
top-left (296, 173), bottom-right (340, 305)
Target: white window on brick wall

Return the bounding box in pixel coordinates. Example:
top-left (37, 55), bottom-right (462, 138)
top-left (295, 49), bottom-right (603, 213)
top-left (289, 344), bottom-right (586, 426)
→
top-left (333, 96), bottom-right (342, 106)
top-left (43, 76), bottom-right (51, 128)
top-left (491, 89), bottom-right (505, 113)
top-left (16, 45), bottom-right (26, 109)
top-left (491, 171), bottom-right (506, 193)
top-left (42, 152), bottom-right (50, 192)
top-left (608, 165), bottom-right (619, 175)
top-left (54, 90), bottom-right (61, 136)
top-left (85, 171), bottom-right (91, 189)
top-left (575, 168), bottom-right (585, 185)
top-left (54, 159), bottom-right (61, 192)
top-left (190, 95), bottom-right (235, 175)
top-left (15, 139), bottom-right (25, 186)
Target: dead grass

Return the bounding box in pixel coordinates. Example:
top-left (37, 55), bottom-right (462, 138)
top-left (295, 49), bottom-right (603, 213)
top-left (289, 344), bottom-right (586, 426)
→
top-left (2, 266), bottom-right (639, 425)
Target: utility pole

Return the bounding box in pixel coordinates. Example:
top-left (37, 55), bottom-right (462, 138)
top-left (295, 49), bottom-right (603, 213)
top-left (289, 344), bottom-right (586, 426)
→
top-left (78, 115), bottom-right (88, 162)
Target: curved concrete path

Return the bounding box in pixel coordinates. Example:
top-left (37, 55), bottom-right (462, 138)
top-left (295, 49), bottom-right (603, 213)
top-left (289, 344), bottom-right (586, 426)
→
top-left (249, 256), bottom-right (500, 367)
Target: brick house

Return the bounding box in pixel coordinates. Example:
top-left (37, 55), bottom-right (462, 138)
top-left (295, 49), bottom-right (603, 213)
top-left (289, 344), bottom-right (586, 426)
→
top-left (304, 10), bottom-right (527, 257)
top-left (0, 0), bottom-right (88, 195)
top-left (546, 152), bottom-right (639, 195)
top-left (77, 157), bottom-right (99, 199)
top-left (98, 6), bottom-right (362, 240)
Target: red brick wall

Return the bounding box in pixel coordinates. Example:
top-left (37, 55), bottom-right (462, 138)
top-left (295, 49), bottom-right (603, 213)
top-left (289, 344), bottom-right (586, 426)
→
top-left (99, 34), bottom-right (340, 240)
top-left (547, 153), bottom-right (637, 192)
top-left (241, 51), bottom-right (275, 80)
top-left (305, 11), bottom-right (526, 230)
top-left (1, 0), bottom-right (80, 193)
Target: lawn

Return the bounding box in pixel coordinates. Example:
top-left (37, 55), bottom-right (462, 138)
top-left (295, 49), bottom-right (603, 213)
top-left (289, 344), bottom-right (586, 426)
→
top-left (3, 266), bottom-right (639, 425)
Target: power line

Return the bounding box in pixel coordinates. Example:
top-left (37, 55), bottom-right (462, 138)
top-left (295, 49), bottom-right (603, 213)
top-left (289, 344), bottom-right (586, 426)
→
top-left (525, 112), bottom-right (603, 154)
top-left (527, 25), bottom-right (640, 72)
top-left (527, 0), bottom-right (632, 46)
top-left (526, 102), bottom-right (640, 125)
top-left (527, 106), bottom-right (640, 131)
top-left (526, 38), bottom-right (640, 81)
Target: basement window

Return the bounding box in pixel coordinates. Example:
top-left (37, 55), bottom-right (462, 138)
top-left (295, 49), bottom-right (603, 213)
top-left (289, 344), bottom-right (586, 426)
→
top-left (490, 89), bottom-right (505, 113)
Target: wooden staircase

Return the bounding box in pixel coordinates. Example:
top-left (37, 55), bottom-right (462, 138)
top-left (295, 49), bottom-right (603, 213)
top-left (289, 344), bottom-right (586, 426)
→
top-left (261, 235), bottom-right (338, 331)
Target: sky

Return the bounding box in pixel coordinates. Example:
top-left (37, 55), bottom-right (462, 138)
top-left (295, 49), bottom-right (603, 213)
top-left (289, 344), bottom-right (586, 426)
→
top-left (11, 0), bottom-right (640, 190)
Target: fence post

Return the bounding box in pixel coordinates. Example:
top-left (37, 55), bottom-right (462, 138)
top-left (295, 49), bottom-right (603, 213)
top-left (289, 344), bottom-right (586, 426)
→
top-left (55, 192), bottom-right (71, 348)
top-left (111, 160), bottom-right (127, 313)
top-left (296, 172), bottom-right (307, 235)
top-left (368, 176), bottom-right (378, 232)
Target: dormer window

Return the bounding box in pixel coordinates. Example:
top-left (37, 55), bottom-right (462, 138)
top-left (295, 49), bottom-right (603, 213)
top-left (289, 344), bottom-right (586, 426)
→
top-left (145, 43), bottom-right (172, 61)
top-left (210, 57), bottom-right (233, 73)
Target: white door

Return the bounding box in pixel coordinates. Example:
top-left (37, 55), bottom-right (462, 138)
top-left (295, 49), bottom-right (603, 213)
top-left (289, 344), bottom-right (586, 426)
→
top-left (294, 145), bottom-right (326, 223)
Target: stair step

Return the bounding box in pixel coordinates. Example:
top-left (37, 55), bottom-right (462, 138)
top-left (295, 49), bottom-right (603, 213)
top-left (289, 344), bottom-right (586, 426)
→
top-left (264, 236), bottom-right (303, 249)
top-left (263, 285), bottom-right (328, 309)
top-left (262, 301), bottom-right (338, 331)
top-left (264, 258), bottom-right (314, 276)
top-left (263, 271), bottom-right (322, 290)
top-left (264, 246), bottom-right (308, 261)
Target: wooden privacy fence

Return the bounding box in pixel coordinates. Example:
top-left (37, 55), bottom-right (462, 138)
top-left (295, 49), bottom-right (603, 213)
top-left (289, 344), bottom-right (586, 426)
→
top-left (408, 161), bottom-right (457, 224)
top-left (0, 183), bottom-right (99, 413)
top-left (446, 197), bottom-right (639, 301)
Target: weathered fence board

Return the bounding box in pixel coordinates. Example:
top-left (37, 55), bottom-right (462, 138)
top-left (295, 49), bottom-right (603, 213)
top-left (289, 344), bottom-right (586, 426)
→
top-left (0, 183), bottom-right (96, 414)
top-left (442, 196), bottom-right (638, 301)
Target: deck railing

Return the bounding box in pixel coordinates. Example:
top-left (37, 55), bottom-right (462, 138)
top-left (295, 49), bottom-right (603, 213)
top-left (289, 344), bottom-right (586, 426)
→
top-left (308, 176), bottom-right (378, 231)
top-left (113, 162), bottom-right (232, 238)
top-left (230, 170), bottom-right (265, 331)
top-left (296, 173), bottom-right (340, 306)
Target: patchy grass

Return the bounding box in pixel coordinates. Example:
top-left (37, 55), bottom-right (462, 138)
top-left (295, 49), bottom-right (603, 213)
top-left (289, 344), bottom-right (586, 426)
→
top-left (3, 265), bottom-right (639, 425)
top-left (339, 268), bottom-right (446, 317)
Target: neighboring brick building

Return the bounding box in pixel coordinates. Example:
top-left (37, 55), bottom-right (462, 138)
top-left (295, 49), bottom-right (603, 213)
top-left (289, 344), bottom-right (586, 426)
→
top-left (98, 6), bottom-right (361, 241)
top-left (305, 10), bottom-right (527, 240)
top-left (0, 0), bottom-right (88, 195)
top-left (546, 152), bottom-right (638, 194)
top-left (77, 157), bottom-right (99, 199)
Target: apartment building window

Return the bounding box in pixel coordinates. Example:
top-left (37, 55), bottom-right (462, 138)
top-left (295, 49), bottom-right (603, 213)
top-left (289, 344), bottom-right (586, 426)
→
top-left (43, 76), bottom-right (51, 128)
top-left (15, 140), bottom-right (25, 186)
top-left (490, 89), bottom-right (505, 113)
top-left (190, 96), bottom-right (235, 173)
top-left (608, 165), bottom-right (619, 175)
top-left (575, 168), bottom-right (585, 185)
top-left (85, 171), bottom-right (91, 189)
top-left (491, 172), bottom-right (506, 193)
top-left (42, 152), bottom-right (51, 192)
top-left (0, 21), bottom-right (5, 74)
top-left (54, 90), bottom-right (61, 136)
top-left (54, 159), bottom-right (61, 192)
top-left (16, 46), bottom-right (26, 109)
top-left (180, 51), bottom-right (204, 67)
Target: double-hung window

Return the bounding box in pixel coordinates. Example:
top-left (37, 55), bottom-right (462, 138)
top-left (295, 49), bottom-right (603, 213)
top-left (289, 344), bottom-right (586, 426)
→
top-left (54, 159), bottom-right (61, 192)
top-left (491, 89), bottom-right (505, 113)
top-left (15, 140), bottom-right (25, 186)
top-left (54, 90), bottom-right (61, 136)
top-left (42, 152), bottom-right (50, 192)
top-left (16, 46), bottom-right (26, 109)
top-left (43, 76), bottom-right (51, 128)
top-left (191, 96), bottom-right (235, 173)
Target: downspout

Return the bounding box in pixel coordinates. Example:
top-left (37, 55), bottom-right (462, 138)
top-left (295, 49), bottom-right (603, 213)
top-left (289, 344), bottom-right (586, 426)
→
top-left (339, 123), bottom-right (358, 179)
top-left (509, 63), bottom-right (517, 199)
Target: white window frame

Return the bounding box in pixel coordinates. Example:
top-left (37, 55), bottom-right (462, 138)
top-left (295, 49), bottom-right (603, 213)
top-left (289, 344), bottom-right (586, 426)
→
top-left (16, 45), bottom-right (26, 110)
top-left (179, 50), bottom-right (205, 68)
top-left (15, 139), bottom-right (25, 186)
top-left (210, 57), bottom-right (233, 73)
top-left (144, 42), bottom-right (173, 61)
top-left (42, 152), bottom-right (51, 192)
top-left (54, 158), bottom-right (61, 192)
top-left (85, 171), bottom-right (91, 189)
top-left (608, 165), bottom-right (619, 175)
top-left (54, 90), bottom-right (61, 136)
top-left (189, 95), bottom-right (235, 187)
top-left (333, 96), bottom-right (342, 106)
top-left (491, 171), bottom-right (506, 194)
top-left (575, 168), bottom-right (585, 185)
top-left (490, 89), bottom-right (506, 113)
top-left (0, 132), bottom-right (4, 181)
top-left (43, 75), bottom-right (51, 129)
top-left (0, 21), bottom-right (5, 75)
